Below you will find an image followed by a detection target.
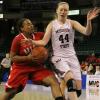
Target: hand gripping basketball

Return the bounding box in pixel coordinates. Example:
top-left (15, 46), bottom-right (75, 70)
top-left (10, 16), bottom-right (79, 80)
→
top-left (31, 46), bottom-right (48, 64)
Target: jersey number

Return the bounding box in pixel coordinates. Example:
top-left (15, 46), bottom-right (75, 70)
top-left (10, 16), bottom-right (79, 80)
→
top-left (59, 34), bottom-right (69, 43)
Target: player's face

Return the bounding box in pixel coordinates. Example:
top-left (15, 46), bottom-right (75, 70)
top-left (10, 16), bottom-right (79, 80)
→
top-left (21, 19), bottom-right (34, 35)
top-left (56, 4), bottom-right (69, 18)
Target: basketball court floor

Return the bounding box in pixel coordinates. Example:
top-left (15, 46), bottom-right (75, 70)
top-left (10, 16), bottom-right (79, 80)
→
top-left (0, 82), bottom-right (86, 100)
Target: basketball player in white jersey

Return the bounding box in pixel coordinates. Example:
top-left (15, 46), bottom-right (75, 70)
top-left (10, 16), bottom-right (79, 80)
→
top-left (32, 2), bottom-right (100, 100)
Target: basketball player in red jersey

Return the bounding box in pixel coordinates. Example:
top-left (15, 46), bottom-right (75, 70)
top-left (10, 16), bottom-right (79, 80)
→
top-left (32, 2), bottom-right (100, 100)
top-left (0, 18), bottom-right (64, 100)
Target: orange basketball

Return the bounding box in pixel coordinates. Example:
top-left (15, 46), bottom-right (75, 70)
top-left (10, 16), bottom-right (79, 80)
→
top-left (31, 46), bottom-right (48, 64)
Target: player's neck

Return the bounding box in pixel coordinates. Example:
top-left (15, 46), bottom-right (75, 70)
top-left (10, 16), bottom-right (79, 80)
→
top-left (57, 19), bottom-right (66, 25)
top-left (57, 17), bottom-right (67, 24)
top-left (21, 32), bottom-right (33, 39)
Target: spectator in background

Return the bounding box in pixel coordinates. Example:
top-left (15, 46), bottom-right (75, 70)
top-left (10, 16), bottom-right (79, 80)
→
top-left (95, 57), bottom-right (100, 65)
top-left (87, 63), bottom-right (95, 75)
top-left (95, 65), bottom-right (100, 75)
top-left (86, 52), bottom-right (97, 64)
top-left (81, 61), bottom-right (88, 74)
top-left (1, 53), bottom-right (11, 69)
top-left (0, 53), bottom-right (11, 82)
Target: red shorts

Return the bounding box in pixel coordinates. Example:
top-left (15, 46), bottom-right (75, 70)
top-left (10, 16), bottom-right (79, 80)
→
top-left (5, 64), bottom-right (54, 92)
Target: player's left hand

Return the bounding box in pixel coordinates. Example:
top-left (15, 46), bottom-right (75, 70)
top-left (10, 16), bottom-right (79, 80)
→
top-left (87, 7), bottom-right (100, 21)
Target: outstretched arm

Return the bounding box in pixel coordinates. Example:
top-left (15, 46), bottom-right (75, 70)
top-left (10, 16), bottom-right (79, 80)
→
top-left (72, 7), bottom-right (100, 36)
top-left (32, 22), bottom-right (52, 46)
top-left (85, 7), bottom-right (100, 35)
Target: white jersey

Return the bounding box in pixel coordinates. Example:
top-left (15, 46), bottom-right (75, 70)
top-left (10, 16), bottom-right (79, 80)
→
top-left (51, 19), bottom-right (76, 57)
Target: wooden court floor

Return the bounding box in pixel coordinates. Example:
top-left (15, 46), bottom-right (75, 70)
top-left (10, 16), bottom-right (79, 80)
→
top-left (0, 82), bottom-right (96, 100)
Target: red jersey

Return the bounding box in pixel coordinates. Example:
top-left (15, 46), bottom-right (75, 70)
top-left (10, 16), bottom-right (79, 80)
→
top-left (10, 32), bottom-right (44, 67)
top-left (34, 32), bottom-right (44, 40)
top-left (5, 32), bottom-right (53, 91)
top-left (11, 33), bottom-right (34, 56)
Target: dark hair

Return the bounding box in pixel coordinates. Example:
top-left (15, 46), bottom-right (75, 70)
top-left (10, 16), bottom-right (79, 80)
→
top-left (16, 18), bottom-right (28, 32)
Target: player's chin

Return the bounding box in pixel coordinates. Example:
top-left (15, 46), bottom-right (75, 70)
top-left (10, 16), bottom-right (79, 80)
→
top-left (28, 31), bottom-right (33, 35)
top-left (60, 15), bottom-right (66, 18)
top-left (28, 32), bottom-right (32, 35)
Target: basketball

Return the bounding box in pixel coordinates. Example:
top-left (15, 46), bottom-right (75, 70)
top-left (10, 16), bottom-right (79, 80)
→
top-left (31, 46), bottom-right (48, 64)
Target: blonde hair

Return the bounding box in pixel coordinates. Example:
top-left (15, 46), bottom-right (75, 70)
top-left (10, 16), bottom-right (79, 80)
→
top-left (57, 2), bottom-right (69, 9)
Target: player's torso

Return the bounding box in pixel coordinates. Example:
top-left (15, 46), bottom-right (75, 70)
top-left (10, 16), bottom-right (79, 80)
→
top-left (13, 32), bottom-right (44, 56)
top-left (51, 19), bottom-right (75, 57)
top-left (12, 33), bottom-right (45, 68)
top-left (17, 33), bottom-right (34, 56)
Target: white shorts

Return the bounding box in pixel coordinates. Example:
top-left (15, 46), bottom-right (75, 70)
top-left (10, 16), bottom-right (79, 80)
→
top-left (51, 55), bottom-right (81, 80)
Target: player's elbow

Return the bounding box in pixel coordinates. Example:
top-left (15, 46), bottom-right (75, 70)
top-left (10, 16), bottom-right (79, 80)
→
top-left (85, 32), bottom-right (91, 36)
top-left (83, 30), bottom-right (92, 36)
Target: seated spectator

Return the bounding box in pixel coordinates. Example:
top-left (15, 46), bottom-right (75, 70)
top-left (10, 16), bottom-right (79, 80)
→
top-left (95, 65), bottom-right (100, 75)
top-left (87, 63), bottom-right (95, 75)
top-left (86, 53), bottom-right (97, 64)
top-left (95, 57), bottom-right (100, 65)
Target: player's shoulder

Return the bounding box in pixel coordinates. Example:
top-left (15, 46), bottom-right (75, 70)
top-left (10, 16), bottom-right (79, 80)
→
top-left (48, 19), bottom-right (57, 25)
top-left (46, 20), bottom-right (54, 29)
top-left (51, 19), bottom-right (58, 24)
top-left (16, 33), bottom-right (23, 37)
top-left (67, 19), bottom-right (75, 24)
top-left (47, 19), bottom-right (57, 28)
top-left (67, 18), bottom-right (78, 28)
top-left (15, 33), bottom-right (24, 39)
top-left (12, 33), bottom-right (23, 43)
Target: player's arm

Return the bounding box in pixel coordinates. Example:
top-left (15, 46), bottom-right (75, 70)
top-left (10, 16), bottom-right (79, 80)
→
top-left (32, 22), bottom-right (52, 46)
top-left (10, 51), bottom-right (32, 63)
top-left (71, 20), bottom-right (92, 36)
top-left (71, 8), bottom-right (100, 36)
top-left (10, 37), bottom-right (32, 63)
